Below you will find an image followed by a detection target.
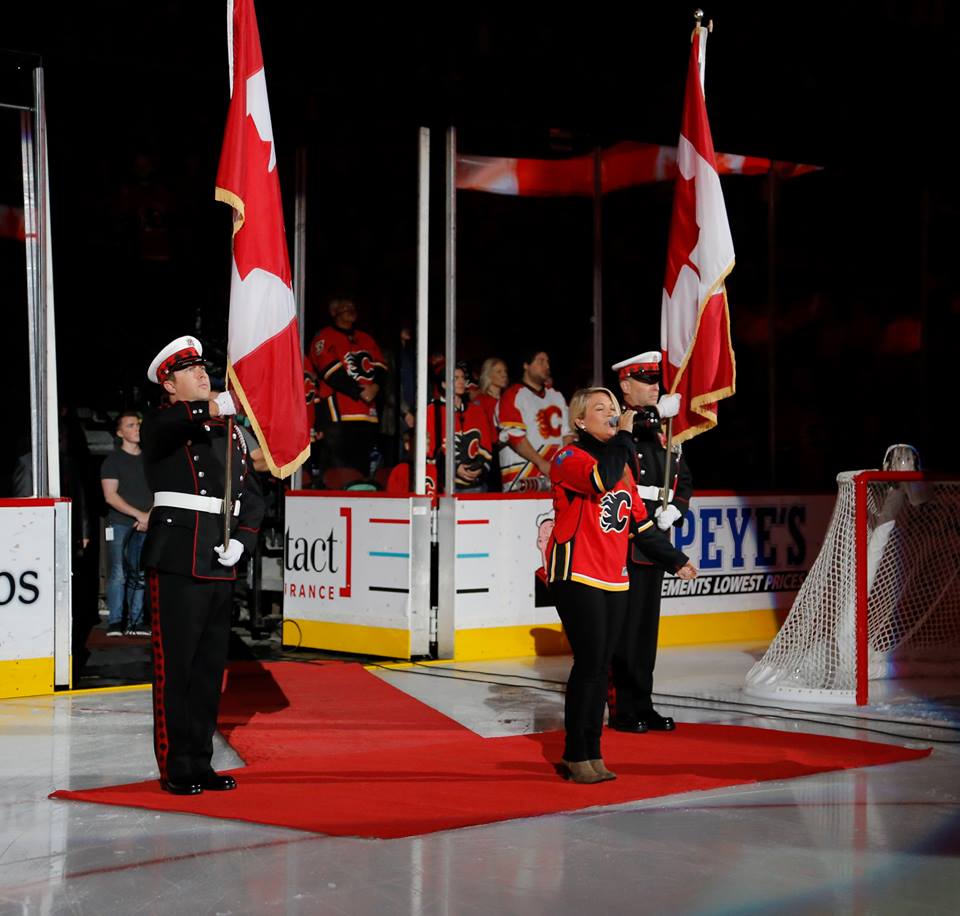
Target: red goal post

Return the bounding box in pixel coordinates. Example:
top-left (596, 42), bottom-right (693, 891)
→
top-left (746, 470), bottom-right (960, 707)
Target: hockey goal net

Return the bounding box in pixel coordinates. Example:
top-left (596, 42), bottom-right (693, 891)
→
top-left (745, 471), bottom-right (960, 705)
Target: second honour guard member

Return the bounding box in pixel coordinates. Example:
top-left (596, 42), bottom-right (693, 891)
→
top-left (608, 351), bottom-right (694, 734)
top-left (141, 335), bottom-right (264, 795)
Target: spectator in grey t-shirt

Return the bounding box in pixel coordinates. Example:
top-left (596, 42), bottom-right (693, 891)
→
top-left (100, 411), bottom-right (153, 636)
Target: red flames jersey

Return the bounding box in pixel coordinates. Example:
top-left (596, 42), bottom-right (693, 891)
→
top-left (474, 391), bottom-right (499, 438)
top-left (425, 399), bottom-right (494, 493)
top-left (496, 383), bottom-right (568, 491)
top-left (306, 325), bottom-right (387, 425)
top-left (546, 443), bottom-right (652, 591)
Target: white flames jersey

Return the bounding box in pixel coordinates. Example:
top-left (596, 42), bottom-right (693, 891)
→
top-left (496, 383), bottom-right (568, 492)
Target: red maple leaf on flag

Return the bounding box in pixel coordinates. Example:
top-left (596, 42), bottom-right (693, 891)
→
top-left (659, 29), bottom-right (736, 444)
top-left (232, 116), bottom-right (291, 286)
top-left (214, 0), bottom-right (310, 478)
top-left (662, 175), bottom-right (700, 298)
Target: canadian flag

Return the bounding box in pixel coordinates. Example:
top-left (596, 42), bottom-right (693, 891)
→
top-left (456, 144), bottom-right (818, 197)
top-left (215, 0), bottom-right (310, 477)
top-left (660, 30), bottom-right (736, 443)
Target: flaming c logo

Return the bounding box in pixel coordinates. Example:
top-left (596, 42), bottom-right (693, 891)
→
top-left (344, 350), bottom-right (376, 382)
top-left (457, 430), bottom-right (482, 463)
top-left (599, 490), bottom-right (631, 534)
top-left (537, 406), bottom-right (562, 439)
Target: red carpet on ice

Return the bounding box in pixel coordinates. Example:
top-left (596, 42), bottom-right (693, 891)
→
top-left (51, 661), bottom-right (930, 839)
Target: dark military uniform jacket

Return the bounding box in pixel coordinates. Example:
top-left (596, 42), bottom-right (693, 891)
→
top-left (141, 400), bottom-right (264, 580)
top-left (628, 422), bottom-right (693, 567)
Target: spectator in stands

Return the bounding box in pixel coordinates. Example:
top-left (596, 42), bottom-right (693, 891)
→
top-left (475, 357), bottom-right (508, 491)
top-left (426, 362), bottom-right (493, 494)
top-left (100, 411), bottom-right (152, 637)
top-left (305, 299), bottom-right (387, 483)
top-left (496, 348), bottom-right (568, 492)
top-left (476, 357), bottom-right (508, 435)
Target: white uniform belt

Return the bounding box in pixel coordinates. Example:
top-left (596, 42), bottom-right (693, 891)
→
top-left (153, 491), bottom-right (241, 516)
top-left (636, 485), bottom-right (674, 502)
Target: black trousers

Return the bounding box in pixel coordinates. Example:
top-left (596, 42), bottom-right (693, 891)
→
top-left (552, 580), bottom-right (628, 761)
top-left (610, 563), bottom-right (665, 722)
top-left (147, 569), bottom-right (233, 783)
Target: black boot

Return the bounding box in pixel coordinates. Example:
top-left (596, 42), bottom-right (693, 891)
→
top-left (197, 772), bottom-right (237, 791)
top-left (608, 716), bottom-right (649, 734)
top-left (637, 710), bottom-right (676, 731)
top-left (160, 779), bottom-right (203, 795)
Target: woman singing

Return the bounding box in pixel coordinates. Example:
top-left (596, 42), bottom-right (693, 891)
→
top-left (547, 388), bottom-right (696, 784)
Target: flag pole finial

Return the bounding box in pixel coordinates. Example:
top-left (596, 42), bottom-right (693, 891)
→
top-left (692, 9), bottom-right (713, 36)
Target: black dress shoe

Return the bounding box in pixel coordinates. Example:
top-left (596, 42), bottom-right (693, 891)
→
top-left (160, 779), bottom-right (203, 795)
top-left (608, 717), bottom-right (649, 734)
top-left (198, 773), bottom-right (237, 791)
top-left (637, 711), bottom-right (676, 731)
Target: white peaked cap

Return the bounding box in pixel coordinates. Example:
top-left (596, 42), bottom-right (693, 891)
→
top-left (147, 335), bottom-right (205, 384)
top-left (610, 351), bottom-right (661, 378)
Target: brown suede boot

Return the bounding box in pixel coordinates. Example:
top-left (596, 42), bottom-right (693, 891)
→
top-left (587, 759), bottom-right (617, 781)
top-left (560, 759), bottom-right (605, 784)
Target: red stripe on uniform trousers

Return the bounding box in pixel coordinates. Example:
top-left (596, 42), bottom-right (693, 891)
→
top-left (149, 570), bottom-right (170, 782)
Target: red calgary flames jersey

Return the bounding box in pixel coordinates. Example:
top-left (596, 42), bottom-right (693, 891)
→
top-left (306, 326), bottom-right (386, 424)
top-left (546, 444), bottom-right (652, 591)
top-left (425, 399), bottom-right (494, 493)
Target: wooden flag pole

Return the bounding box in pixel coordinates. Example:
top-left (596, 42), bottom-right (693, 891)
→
top-left (223, 386), bottom-right (233, 550)
top-left (662, 9), bottom-right (710, 511)
top-left (661, 417), bottom-right (674, 511)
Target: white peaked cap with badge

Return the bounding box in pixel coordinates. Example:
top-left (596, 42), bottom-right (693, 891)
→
top-left (147, 335), bottom-right (205, 384)
top-left (612, 351), bottom-right (681, 418)
top-left (611, 351), bottom-right (662, 380)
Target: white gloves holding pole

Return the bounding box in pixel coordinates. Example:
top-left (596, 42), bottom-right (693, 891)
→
top-left (656, 393), bottom-right (682, 419)
top-left (214, 391), bottom-right (237, 416)
top-left (214, 539), bottom-right (244, 566)
top-left (655, 504), bottom-right (682, 530)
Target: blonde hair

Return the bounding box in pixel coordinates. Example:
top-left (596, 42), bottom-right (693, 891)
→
top-left (567, 387), bottom-right (621, 435)
top-left (478, 357), bottom-right (506, 396)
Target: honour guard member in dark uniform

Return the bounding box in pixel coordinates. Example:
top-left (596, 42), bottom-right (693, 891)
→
top-left (142, 335), bottom-right (264, 795)
top-left (608, 351), bottom-right (694, 734)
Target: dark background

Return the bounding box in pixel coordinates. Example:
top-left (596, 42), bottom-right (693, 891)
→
top-left (2, 2), bottom-right (956, 490)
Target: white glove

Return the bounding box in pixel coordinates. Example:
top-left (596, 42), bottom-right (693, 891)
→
top-left (214, 538), bottom-right (244, 566)
top-left (214, 391), bottom-right (237, 417)
top-left (655, 504), bottom-right (682, 530)
top-left (656, 393), bottom-right (682, 419)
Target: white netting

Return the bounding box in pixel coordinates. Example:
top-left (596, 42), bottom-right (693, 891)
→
top-left (745, 472), bottom-right (960, 703)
